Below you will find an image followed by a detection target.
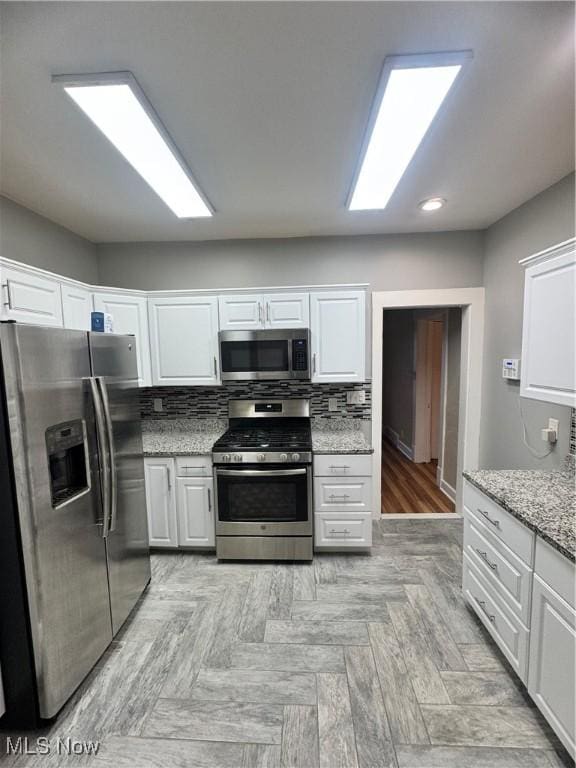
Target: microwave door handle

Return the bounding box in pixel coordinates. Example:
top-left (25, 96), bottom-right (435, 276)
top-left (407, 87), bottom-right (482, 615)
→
top-left (98, 377), bottom-right (117, 533)
top-left (89, 377), bottom-right (111, 538)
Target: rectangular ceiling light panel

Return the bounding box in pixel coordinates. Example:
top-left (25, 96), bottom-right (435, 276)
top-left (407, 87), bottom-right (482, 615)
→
top-left (348, 51), bottom-right (472, 211)
top-left (53, 73), bottom-right (212, 218)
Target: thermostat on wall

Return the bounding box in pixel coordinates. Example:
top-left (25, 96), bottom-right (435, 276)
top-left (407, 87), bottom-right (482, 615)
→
top-left (502, 358), bottom-right (521, 380)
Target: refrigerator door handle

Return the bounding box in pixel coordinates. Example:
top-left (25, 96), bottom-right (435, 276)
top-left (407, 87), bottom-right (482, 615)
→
top-left (98, 377), bottom-right (117, 533)
top-left (89, 377), bottom-right (111, 538)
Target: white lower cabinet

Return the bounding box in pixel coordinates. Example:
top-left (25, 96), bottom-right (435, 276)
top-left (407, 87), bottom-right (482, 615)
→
top-left (313, 453), bottom-right (372, 550)
top-left (463, 553), bottom-right (530, 681)
top-left (144, 456), bottom-right (215, 550)
top-left (176, 477), bottom-right (215, 548)
top-left (528, 540), bottom-right (575, 759)
top-left (463, 480), bottom-right (575, 758)
top-left (144, 458), bottom-right (178, 548)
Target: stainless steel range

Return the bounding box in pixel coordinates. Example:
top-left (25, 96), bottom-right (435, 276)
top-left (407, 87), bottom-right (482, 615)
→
top-left (213, 399), bottom-right (313, 561)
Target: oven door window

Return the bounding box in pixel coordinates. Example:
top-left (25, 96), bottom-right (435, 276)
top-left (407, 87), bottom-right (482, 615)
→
top-left (220, 340), bottom-right (289, 373)
top-left (217, 467), bottom-right (309, 523)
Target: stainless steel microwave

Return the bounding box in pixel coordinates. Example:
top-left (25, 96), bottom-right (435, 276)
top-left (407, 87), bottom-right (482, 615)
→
top-left (219, 329), bottom-right (310, 381)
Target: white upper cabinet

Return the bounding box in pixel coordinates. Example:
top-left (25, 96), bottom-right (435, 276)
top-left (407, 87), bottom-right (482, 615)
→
top-left (310, 290), bottom-right (366, 382)
top-left (520, 238), bottom-right (575, 407)
top-left (219, 292), bottom-right (309, 330)
top-left (149, 295), bottom-right (220, 386)
top-left (266, 293), bottom-right (309, 328)
top-left (93, 292), bottom-right (152, 386)
top-left (0, 265), bottom-right (63, 326)
top-left (219, 294), bottom-right (263, 330)
top-left (61, 283), bottom-right (92, 330)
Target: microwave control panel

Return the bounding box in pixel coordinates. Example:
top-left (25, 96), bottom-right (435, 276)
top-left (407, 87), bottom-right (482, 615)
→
top-left (292, 339), bottom-right (309, 371)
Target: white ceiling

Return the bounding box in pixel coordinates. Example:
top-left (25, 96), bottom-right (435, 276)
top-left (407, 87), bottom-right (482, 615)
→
top-left (0, 1), bottom-right (574, 243)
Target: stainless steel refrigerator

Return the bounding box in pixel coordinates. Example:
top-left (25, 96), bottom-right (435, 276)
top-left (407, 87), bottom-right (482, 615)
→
top-left (0, 323), bottom-right (150, 726)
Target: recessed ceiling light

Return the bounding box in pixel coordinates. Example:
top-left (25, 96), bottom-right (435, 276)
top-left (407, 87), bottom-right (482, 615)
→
top-left (419, 197), bottom-right (446, 212)
top-left (347, 51), bottom-right (472, 212)
top-left (52, 72), bottom-right (213, 219)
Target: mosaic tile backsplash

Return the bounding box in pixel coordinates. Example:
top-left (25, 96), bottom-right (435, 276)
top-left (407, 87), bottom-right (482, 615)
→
top-left (570, 408), bottom-right (576, 455)
top-left (141, 381), bottom-right (372, 420)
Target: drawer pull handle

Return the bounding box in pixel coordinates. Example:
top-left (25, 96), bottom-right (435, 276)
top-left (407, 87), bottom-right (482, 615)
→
top-left (478, 508), bottom-right (501, 529)
top-left (181, 466), bottom-right (206, 470)
top-left (329, 528), bottom-right (350, 535)
top-left (329, 465), bottom-right (350, 471)
top-left (473, 596), bottom-right (496, 624)
top-left (329, 494), bottom-right (350, 501)
top-left (476, 548), bottom-right (498, 571)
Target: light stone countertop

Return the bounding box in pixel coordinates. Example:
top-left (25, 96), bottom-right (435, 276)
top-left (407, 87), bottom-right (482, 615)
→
top-left (311, 419), bottom-right (373, 455)
top-left (142, 418), bottom-right (228, 457)
top-left (464, 467), bottom-right (576, 562)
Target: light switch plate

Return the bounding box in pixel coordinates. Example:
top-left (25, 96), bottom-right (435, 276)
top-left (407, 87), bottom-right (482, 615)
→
top-left (328, 398), bottom-right (339, 412)
top-left (153, 398), bottom-right (163, 413)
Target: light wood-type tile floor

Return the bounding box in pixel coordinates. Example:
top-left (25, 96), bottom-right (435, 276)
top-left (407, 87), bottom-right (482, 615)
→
top-left (1, 519), bottom-right (572, 768)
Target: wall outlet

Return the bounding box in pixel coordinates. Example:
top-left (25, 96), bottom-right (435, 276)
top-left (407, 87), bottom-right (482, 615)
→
top-left (548, 418), bottom-right (559, 436)
top-left (328, 397), bottom-right (339, 412)
top-left (346, 390), bottom-right (366, 405)
top-left (153, 398), bottom-right (163, 413)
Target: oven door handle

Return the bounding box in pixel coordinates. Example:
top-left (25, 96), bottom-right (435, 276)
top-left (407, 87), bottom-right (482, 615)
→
top-left (216, 468), bottom-right (308, 477)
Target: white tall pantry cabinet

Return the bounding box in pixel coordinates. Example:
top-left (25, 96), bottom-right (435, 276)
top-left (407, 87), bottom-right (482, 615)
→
top-left (520, 238), bottom-right (576, 407)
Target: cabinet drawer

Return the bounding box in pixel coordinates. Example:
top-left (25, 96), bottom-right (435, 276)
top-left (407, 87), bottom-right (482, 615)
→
top-left (175, 456), bottom-right (213, 477)
top-left (535, 537), bottom-right (575, 609)
top-left (315, 512), bottom-right (372, 549)
top-left (464, 481), bottom-right (535, 565)
top-left (463, 554), bottom-right (529, 683)
top-left (464, 517), bottom-right (533, 625)
top-left (314, 476), bottom-right (372, 513)
top-left (314, 454), bottom-right (372, 477)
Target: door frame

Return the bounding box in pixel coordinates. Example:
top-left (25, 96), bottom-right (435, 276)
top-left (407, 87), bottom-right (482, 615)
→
top-left (372, 288), bottom-right (485, 518)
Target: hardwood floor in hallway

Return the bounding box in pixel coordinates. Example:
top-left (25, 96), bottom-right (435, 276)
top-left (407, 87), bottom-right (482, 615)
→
top-left (381, 439), bottom-right (455, 514)
top-left (1, 519), bottom-right (570, 768)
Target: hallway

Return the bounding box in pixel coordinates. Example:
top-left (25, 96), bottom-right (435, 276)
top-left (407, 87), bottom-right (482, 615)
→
top-left (381, 440), bottom-right (455, 514)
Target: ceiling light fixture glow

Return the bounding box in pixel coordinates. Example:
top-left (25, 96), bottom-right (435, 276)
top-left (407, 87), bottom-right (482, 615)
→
top-left (347, 51), bottom-right (472, 212)
top-left (419, 197), bottom-right (446, 212)
top-left (53, 72), bottom-right (213, 218)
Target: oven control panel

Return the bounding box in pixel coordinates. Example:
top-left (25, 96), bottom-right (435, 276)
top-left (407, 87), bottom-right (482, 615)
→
top-left (213, 451), bottom-right (311, 464)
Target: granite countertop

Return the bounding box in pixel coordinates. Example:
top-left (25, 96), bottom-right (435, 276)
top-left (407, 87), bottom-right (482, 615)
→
top-left (142, 418), bottom-right (228, 457)
top-left (463, 468), bottom-right (576, 562)
top-left (312, 419), bottom-right (373, 455)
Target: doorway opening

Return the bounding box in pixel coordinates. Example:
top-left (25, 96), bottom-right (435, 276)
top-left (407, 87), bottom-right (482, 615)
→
top-left (381, 308), bottom-right (461, 514)
top-left (371, 288), bottom-right (485, 519)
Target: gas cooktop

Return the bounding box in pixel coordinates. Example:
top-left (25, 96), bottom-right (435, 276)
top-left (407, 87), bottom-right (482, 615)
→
top-left (212, 400), bottom-right (312, 464)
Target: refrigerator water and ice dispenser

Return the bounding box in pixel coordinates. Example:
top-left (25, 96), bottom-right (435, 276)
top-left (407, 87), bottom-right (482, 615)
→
top-left (45, 420), bottom-right (90, 507)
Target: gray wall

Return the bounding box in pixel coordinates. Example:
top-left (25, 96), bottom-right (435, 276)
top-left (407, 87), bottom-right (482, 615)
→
top-left (480, 173), bottom-right (575, 470)
top-left (443, 308), bottom-right (461, 489)
top-left (0, 196), bottom-right (98, 283)
top-left (96, 231), bottom-right (484, 292)
top-left (382, 310), bottom-right (415, 447)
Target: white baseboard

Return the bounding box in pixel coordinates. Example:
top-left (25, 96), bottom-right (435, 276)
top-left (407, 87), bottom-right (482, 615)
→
top-left (383, 425), bottom-right (414, 461)
top-left (440, 478), bottom-right (456, 502)
top-left (383, 425), bottom-right (398, 445)
top-left (398, 440), bottom-right (414, 460)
